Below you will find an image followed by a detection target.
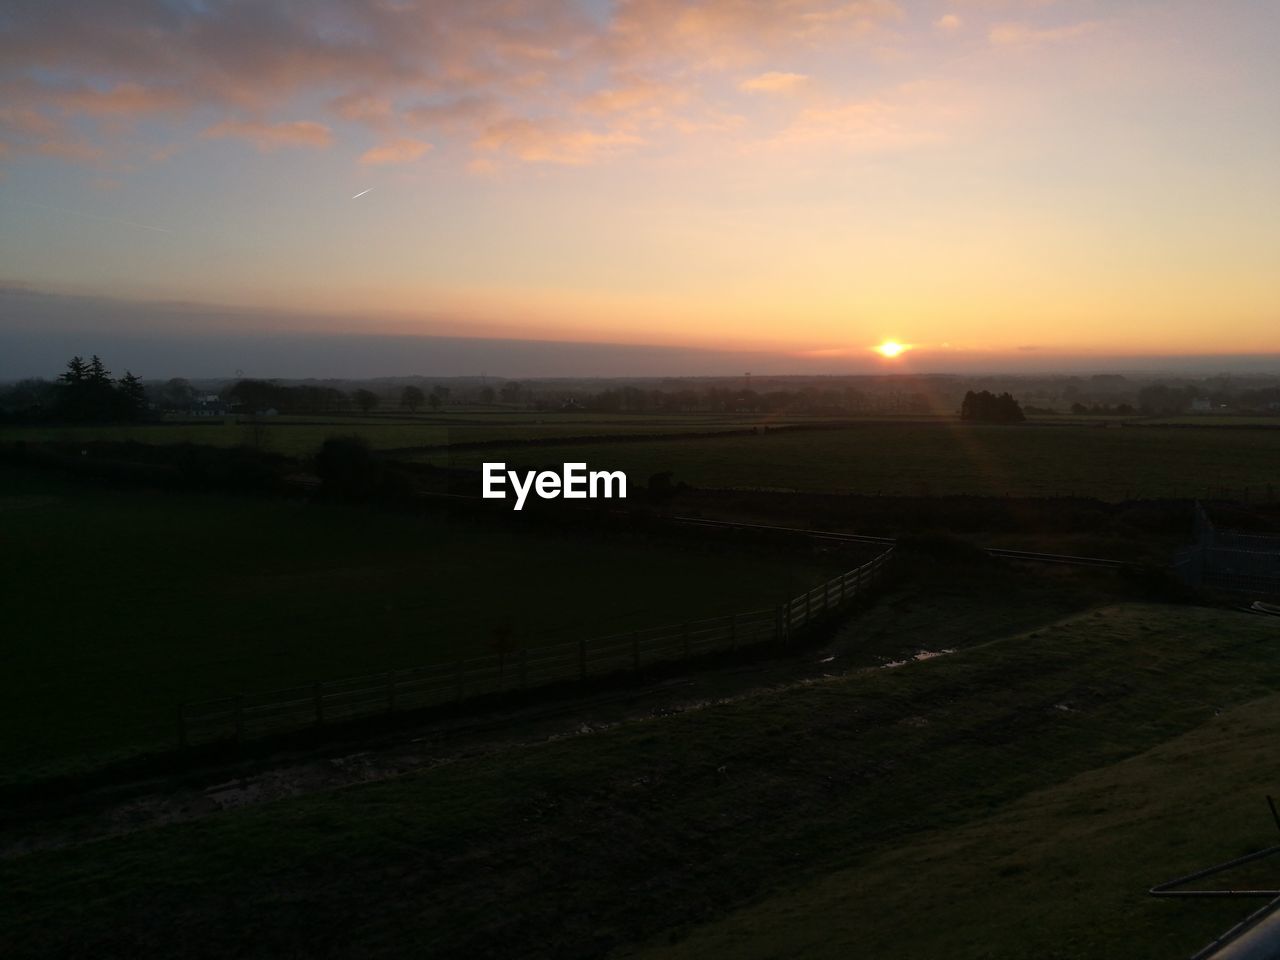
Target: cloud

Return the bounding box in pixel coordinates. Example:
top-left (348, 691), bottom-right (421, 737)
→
top-left (0, 0), bottom-right (913, 170)
top-left (605, 0), bottom-right (903, 71)
top-left (359, 137), bottom-right (432, 165)
top-left (989, 21), bottom-right (1099, 46)
top-left (579, 77), bottom-right (686, 117)
top-left (0, 106), bottom-right (106, 164)
top-left (761, 96), bottom-right (943, 154)
top-left (52, 82), bottom-right (187, 116)
top-left (404, 96), bottom-right (504, 132)
top-left (201, 119), bottom-right (333, 151)
top-left (473, 117), bottom-right (642, 166)
top-left (740, 71), bottom-right (810, 93)
top-left (330, 91), bottom-right (394, 129)
top-left (948, 0), bottom-right (1058, 8)
top-left (934, 15), bottom-right (962, 32)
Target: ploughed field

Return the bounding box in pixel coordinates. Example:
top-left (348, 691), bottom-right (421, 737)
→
top-left (417, 421), bottom-right (1280, 501)
top-left (0, 467), bottom-right (842, 784)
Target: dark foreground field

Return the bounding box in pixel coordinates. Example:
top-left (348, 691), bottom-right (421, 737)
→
top-left (422, 420), bottom-right (1280, 501)
top-left (0, 466), bottom-right (843, 783)
top-left (3, 553), bottom-right (1278, 959)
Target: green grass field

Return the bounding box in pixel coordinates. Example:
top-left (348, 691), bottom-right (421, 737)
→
top-left (1, 466), bottom-right (842, 783)
top-left (418, 421), bottom-right (1280, 501)
top-left (3, 599), bottom-right (1279, 958)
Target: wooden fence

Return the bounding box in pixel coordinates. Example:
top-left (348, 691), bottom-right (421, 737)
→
top-left (179, 547), bottom-right (894, 749)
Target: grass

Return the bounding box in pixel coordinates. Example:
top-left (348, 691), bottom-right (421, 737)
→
top-left (418, 421), bottom-right (1280, 501)
top-left (0, 413), bottom-right (803, 458)
top-left (635, 690), bottom-right (1280, 960)
top-left (3, 598), bottom-right (1279, 958)
top-left (0, 466), bottom-right (843, 783)
top-left (10, 416), bottom-right (1278, 502)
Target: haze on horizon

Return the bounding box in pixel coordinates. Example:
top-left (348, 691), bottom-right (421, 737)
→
top-left (1, 0), bottom-right (1277, 377)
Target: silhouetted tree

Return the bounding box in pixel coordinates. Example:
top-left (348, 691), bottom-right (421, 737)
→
top-left (115, 371), bottom-right (148, 420)
top-left (960, 390), bottom-right (1025, 423)
top-left (56, 354), bottom-right (127, 421)
top-left (400, 385), bottom-right (425, 412)
top-left (155, 377), bottom-right (197, 410)
top-left (354, 389), bottom-right (379, 413)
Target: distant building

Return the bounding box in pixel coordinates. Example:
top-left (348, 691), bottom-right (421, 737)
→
top-left (1190, 398), bottom-right (1212, 413)
top-left (192, 394), bottom-right (230, 416)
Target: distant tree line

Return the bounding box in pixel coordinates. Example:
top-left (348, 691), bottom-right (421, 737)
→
top-left (960, 390), bottom-right (1025, 423)
top-left (0, 355), bottom-right (148, 422)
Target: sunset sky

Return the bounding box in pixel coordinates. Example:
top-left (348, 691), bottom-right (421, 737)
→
top-left (1, 0), bottom-right (1277, 376)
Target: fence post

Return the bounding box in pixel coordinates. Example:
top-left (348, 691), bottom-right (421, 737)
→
top-left (314, 682), bottom-right (324, 726)
top-left (632, 631), bottom-right (640, 671)
top-left (579, 638), bottom-right (587, 680)
top-left (177, 703), bottom-right (188, 751)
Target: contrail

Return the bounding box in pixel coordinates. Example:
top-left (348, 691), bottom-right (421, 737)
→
top-left (351, 188), bottom-right (373, 200)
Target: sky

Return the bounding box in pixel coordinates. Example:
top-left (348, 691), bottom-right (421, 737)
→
top-left (1, 0), bottom-right (1277, 378)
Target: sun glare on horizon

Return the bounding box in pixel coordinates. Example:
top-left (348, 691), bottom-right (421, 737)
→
top-left (874, 340), bottom-right (908, 359)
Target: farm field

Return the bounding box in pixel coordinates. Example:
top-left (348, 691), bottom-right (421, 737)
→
top-left (4, 600), bottom-right (1279, 959)
top-left (0, 466), bottom-right (844, 783)
top-left (417, 421), bottom-right (1280, 501)
top-left (0, 412), bottom-right (825, 458)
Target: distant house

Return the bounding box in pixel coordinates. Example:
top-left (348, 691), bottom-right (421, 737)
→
top-left (192, 394), bottom-right (230, 416)
top-left (1190, 398), bottom-right (1212, 413)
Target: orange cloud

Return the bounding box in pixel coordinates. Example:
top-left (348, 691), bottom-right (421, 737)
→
top-left (989, 21), bottom-right (1099, 46)
top-left (54, 83), bottom-right (186, 116)
top-left (740, 71), bottom-right (810, 93)
top-left (201, 119), bottom-right (332, 151)
top-left (473, 117), bottom-right (642, 166)
top-left (359, 137), bottom-right (433, 165)
top-left (579, 77), bottom-right (686, 116)
top-left (330, 91), bottom-right (394, 128)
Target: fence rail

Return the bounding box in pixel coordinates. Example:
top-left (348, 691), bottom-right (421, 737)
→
top-left (179, 547), bottom-right (894, 750)
top-left (1177, 503), bottom-right (1280, 597)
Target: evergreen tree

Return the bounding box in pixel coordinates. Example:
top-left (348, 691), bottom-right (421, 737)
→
top-left (115, 371), bottom-right (148, 421)
top-left (56, 355), bottom-right (92, 420)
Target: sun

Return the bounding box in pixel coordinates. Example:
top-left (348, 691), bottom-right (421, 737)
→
top-left (874, 340), bottom-right (908, 358)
